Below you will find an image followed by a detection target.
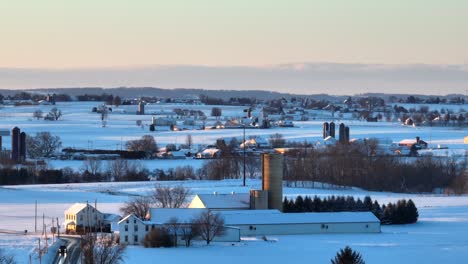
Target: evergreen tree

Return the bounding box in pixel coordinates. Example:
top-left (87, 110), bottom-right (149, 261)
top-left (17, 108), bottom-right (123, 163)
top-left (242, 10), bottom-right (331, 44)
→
top-left (371, 200), bottom-right (382, 220)
top-left (295, 195), bottom-right (305, 212)
top-left (304, 196), bottom-right (313, 212)
top-left (405, 199), bottom-right (419, 224)
top-left (363, 196), bottom-right (373, 211)
top-left (331, 246), bottom-right (365, 264)
top-left (313, 196), bottom-right (322, 212)
top-left (345, 196), bottom-right (356, 211)
top-left (283, 197), bottom-right (291, 212)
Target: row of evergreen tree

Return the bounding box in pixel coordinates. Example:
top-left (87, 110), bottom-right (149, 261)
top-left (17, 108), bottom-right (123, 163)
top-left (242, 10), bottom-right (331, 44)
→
top-left (283, 195), bottom-right (418, 225)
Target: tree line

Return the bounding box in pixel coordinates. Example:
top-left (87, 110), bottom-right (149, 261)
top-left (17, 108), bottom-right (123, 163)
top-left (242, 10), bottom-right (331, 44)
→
top-left (283, 142), bottom-right (466, 193)
top-left (283, 195), bottom-right (419, 225)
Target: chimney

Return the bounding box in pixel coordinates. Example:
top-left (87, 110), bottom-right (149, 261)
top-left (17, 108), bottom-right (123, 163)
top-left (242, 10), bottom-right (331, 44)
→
top-left (416, 136), bottom-right (420, 144)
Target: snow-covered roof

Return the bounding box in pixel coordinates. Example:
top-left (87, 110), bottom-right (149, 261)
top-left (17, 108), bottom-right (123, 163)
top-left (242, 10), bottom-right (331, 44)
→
top-left (103, 213), bottom-right (121, 222)
top-left (65, 203), bottom-right (88, 214)
top-left (193, 193), bottom-right (250, 209)
top-left (149, 208), bottom-right (208, 223)
top-left (118, 214), bottom-right (145, 224)
top-left (218, 210), bottom-right (380, 225)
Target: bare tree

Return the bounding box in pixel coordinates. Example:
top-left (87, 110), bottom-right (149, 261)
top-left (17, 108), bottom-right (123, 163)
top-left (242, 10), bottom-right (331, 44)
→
top-left (269, 133), bottom-right (286, 148)
top-left (82, 158), bottom-right (102, 176)
top-left (152, 185), bottom-right (190, 208)
top-left (98, 105), bottom-right (109, 127)
top-left (193, 211), bottom-right (225, 245)
top-left (119, 196), bottom-right (152, 219)
top-left (113, 96), bottom-right (122, 107)
top-left (126, 135), bottom-right (158, 157)
top-left (166, 217), bottom-right (181, 246)
top-left (26, 131), bottom-right (62, 158)
top-left (45, 107), bottom-right (62, 121)
top-left (107, 159), bottom-right (129, 181)
top-left (82, 233), bottom-right (126, 264)
top-left (180, 221), bottom-right (200, 247)
top-left (33, 110), bottom-right (43, 120)
top-left (185, 134), bottom-right (193, 149)
top-left (211, 107), bottom-right (222, 118)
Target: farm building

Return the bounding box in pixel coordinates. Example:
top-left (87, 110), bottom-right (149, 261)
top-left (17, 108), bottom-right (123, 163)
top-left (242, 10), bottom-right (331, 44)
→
top-left (188, 193), bottom-right (250, 210)
top-left (118, 209), bottom-right (241, 246)
top-left (217, 210), bottom-right (380, 236)
top-left (147, 208), bottom-right (380, 237)
top-left (64, 203), bottom-right (104, 233)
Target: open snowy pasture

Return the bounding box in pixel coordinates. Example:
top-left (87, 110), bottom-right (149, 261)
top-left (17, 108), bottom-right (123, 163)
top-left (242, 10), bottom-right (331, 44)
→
top-left (0, 102), bottom-right (466, 153)
top-left (1, 180), bottom-right (468, 263)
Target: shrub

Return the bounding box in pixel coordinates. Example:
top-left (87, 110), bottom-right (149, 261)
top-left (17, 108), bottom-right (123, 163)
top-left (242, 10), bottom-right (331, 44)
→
top-left (142, 227), bottom-right (175, 248)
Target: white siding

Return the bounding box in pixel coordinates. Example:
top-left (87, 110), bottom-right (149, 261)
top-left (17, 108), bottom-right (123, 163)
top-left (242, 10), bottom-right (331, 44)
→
top-left (235, 222), bottom-right (380, 236)
top-left (118, 215), bottom-right (148, 245)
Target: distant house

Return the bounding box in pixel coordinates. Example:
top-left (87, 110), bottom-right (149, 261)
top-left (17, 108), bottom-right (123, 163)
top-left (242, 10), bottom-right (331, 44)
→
top-left (188, 193), bottom-right (250, 210)
top-left (64, 203), bottom-right (104, 233)
top-left (196, 148), bottom-right (221, 159)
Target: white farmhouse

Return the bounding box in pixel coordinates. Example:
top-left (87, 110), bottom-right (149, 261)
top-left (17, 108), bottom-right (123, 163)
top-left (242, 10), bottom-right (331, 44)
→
top-left (64, 203), bottom-right (104, 233)
top-left (118, 209), bottom-right (241, 246)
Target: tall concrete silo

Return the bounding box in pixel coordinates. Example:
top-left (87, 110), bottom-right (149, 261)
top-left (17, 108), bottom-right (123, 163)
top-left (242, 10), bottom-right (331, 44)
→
top-left (323, 122), bottom-right (329, 139)
top-left (330, 122), bottom-right (336, 138)
top-left (262, 153), bottom-right (283, 211)
top-left (20, 132), bottom-right (26, 162)
top-left (11, 127), bottom-right (20, 163)
top-left (339, 123), bottom-right (345, 144)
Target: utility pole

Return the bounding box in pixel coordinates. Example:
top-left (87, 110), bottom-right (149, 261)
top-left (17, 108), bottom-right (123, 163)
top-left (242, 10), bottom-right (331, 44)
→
top-left (243, 124), bottom-right (246, 186)
top-left (35, 200), bottom-right (37, 233)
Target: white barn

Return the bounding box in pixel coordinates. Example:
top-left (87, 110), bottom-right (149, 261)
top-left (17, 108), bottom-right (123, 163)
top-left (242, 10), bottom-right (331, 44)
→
top-left (188, 193), bottom-right (250, 210)
top-left (217, 210), bottom-right (381, 236)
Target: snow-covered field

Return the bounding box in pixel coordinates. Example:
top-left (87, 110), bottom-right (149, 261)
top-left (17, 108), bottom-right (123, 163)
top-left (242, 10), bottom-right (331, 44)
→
top-left (0, 101), bottom-right (466, 174)
top-left (0, 101), bottom-right (467, 263)
top-left (1, 180), bottom-right (468, 264)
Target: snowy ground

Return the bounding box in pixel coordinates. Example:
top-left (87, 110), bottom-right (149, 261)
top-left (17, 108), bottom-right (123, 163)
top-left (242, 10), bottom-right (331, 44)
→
top-left (0, 101), bottom-right (467, 263)
top-left (0, 102), bottom-right (466, 152)
top-left (1, 180), bottom-right (468, 263)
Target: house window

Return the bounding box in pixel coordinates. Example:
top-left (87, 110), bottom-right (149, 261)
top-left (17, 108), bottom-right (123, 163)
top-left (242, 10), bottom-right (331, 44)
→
top-left (134, 219), bottom-right (136, 224)
top-left (145, 225), bottom-right (149, 232)
top-left (134, 235), bottom-right (138, 242)
top-left (124, 225), bottom-right (128, 232)
top-left (79, 215), bottom-right (83, 221)
top-left (126, 219), bottom-right (129, 224)
top-left (134, 225), bottom-right (138, 232)
top-left (124, 236), bottom-right (128, 242)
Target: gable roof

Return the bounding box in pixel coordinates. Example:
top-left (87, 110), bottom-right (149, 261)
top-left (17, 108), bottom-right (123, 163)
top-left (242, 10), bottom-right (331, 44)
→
top-left (217, 210), bottom-right (380, 225)
top-left (65, 203), bottom-right (88, 214)
top-left (65, 203), bottom-right (101, 215)
top-left (191, 193), bottom-right (250, 209)
top-left (118, 214), bottom-right (145, 224)
top-left (149, 208), bottom-right (208, 224)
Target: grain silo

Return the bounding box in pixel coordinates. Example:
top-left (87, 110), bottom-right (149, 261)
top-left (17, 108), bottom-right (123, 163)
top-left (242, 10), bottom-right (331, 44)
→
top-left (249, 189), bottom-right (268, 210)
top-left (11, 127), bottom-right (20, 163)
top-left (262, 153), bottom-right (283, 212)
top-left (20, 132), bottom-right (26, 162)
top-left (329, 122), bottom-right (336, 138)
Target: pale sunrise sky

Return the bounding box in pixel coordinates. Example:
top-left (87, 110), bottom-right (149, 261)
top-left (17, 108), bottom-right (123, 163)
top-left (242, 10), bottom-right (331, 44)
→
top-left (0, 0), bottom-right (467, 94)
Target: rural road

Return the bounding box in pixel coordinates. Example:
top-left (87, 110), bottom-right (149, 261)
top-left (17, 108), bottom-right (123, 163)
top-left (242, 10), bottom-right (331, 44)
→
top-left (53, 236), bottom-right (81, 264)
